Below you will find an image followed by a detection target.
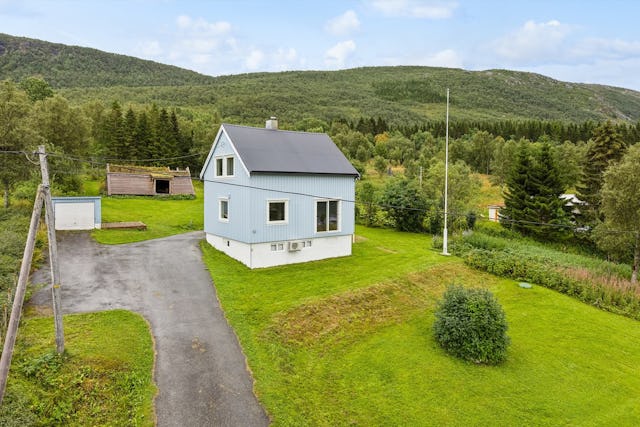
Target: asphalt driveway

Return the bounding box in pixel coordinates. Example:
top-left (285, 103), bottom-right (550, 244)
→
top-left (30, 231), bottom-right (269, 427)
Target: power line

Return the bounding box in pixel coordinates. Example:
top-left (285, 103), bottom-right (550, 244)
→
top-left (3, 149), bottom-right (638, 235)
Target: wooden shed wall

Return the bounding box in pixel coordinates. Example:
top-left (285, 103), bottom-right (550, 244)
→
top-left (107, 173), bottom-right (154, 196)
top-left (172, 176), bottom-right (196, 195)
top-left (107, 173), bottom-right (195, 196)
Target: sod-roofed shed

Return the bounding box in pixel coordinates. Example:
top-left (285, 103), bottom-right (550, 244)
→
top-left (106, 164), bottom-right (195, 196)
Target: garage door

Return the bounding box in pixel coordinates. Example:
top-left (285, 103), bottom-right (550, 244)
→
top-left (55, 202), bottom-right (95, 230)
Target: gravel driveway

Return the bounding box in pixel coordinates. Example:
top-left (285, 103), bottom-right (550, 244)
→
top-left (30, 231), bottom-right (269, 426)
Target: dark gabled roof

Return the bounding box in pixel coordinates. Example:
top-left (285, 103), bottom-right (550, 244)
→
top-left (222, 124), bottom-right (359, 177)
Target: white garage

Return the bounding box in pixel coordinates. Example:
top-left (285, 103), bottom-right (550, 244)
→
top-left (51, 197), bottom-right (102, 230)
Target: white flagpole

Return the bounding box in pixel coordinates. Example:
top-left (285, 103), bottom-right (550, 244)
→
top-left (442, 88), bottom-right (451, 256)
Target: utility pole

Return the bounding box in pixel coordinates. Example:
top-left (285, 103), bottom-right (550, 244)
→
top-left (442, 88), bottom-right (451, 256)
top-left (0, 186), bottom-right (45, 404)
top-left (38, 145), bottom-right (64, 354)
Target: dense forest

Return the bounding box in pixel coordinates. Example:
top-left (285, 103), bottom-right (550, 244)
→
top-left (3, 34), bottom-right (640, 124)
top-left (0, 33), bottom-right (212, 87)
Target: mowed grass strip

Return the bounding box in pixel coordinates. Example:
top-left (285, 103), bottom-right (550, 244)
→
top-left (92, 180), bottom-right (204, 244)
top-left (201, 226), bottom-right (640, 426)
top-left (1, 310), bottom-right (156, 426)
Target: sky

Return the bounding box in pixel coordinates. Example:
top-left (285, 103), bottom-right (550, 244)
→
top-left (2, 0), bottom-right (640, 90)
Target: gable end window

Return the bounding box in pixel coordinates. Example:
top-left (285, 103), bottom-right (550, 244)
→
top-left (215, 156), bottom-right (235, 177)
top-left (316, 200), bottom-right (339, 232)
top-left (226, 157), bottom-right (234, 176)
top-left (216, 158), bottom-right (223, 176)
top-left (267, 200), bottom-right (288, 224)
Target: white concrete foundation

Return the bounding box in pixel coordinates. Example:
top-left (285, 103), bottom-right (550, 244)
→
top-left (205, 234), bottom-right (353, 269)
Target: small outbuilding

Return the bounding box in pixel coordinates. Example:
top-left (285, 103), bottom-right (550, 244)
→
top-left (52, 196), bottom-right (101, 230)
top-left (106, 164), bottom-right (195, 196)
top-left (487, 204), bottom-right (504, 222)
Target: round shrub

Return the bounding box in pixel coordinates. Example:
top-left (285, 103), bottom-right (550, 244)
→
top-left (433, 285), bottom-right (510, 364)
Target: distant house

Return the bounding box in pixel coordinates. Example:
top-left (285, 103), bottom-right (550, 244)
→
top-left (560, 193), bottom-right (585, 215)
top-left (200, 118), bottom-right (359, 269)
top-left (487, 204), bottom-right (504, 222)
top-left (106, 164), bottom-right (195, 196)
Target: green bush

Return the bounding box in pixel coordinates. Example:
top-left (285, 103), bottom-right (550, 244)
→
top-left (433, 285), bottom-right (510, 364)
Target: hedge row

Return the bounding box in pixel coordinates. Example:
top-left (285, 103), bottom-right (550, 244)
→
top-left (457, 246), bottom-right (640, 320)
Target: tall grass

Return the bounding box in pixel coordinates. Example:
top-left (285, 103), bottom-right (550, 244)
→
top-left (454, 222), bottom-right (639, 320)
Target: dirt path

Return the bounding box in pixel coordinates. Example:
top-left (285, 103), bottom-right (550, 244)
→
top-left (30, 231), bottom-right (269, 426)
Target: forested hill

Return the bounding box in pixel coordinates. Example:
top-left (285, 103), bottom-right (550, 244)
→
top-left (3, 33), bottom-right (640, 123)
top-left (0, 33), bottom-right (212, 87)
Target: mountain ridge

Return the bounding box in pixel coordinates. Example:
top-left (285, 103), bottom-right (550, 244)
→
top-left (2, 33), bottom-right (640, 124)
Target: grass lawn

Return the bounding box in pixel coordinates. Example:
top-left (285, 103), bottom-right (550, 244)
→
top-left (201, 225), bottom-right (640, 426)
top-left (91, 180), bottom-right (204, 244)
top-left (0, 310), bottom-right (156, 426)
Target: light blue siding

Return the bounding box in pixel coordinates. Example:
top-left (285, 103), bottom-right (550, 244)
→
top-left (203, 129), bottom-right (357, 245)
top-left (246, 174), bottom-right (355, 243)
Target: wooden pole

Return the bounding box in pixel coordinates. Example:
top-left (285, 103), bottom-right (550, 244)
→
top-left (0, 186), bottom-right (45, 404)
top-left (38, 146), bottom-right (64, 354)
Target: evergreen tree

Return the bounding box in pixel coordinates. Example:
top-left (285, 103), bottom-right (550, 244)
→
top-left (134, 111), bottom-right (153, 160)
top-left (528, 143), bottom-right (568, 239)
top-left (503, 143), bottom-right (568, 239)
top-left (502, 143), bottom-right (537, 234)
top-left (577, 121), bottom-right (627, 223)
top-left (147, 104), bottom-right (163, 164)
top-left (105, 101), bottom-right (124, 160)
top-left (122, 106), bottom-right (137, 160)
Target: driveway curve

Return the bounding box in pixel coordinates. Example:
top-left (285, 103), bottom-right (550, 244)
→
top-left (30, 231), bottom-right (269, 427)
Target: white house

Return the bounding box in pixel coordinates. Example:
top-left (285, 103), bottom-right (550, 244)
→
top-left (200, 119), bottom-right (359, 269)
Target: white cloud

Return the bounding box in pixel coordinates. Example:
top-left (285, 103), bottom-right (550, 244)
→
top-left (245, 49), bottom-right (265, 70)
top-left (176, 15), bottom-right (231, 36)
top-left (369, 0), bottom-right (457, 19)
top-left (572, 38), bottom-right (640, 60)
top-left (382, 48), bottom-right (463, 68)
top-left (526, 56), bottom-right (640, 91)
top-left (325, 10), bottom-right (360, 36)
top-left (325, 40), bottom-right (356, 67)
top-left (136, 40), bottom-right (162, 58)
top-left (416, 49), bottom-right (463, 67)
top-left (272, 47), bottom-right (298, 70)
top-left (494, 20), bottom-right (572, 63)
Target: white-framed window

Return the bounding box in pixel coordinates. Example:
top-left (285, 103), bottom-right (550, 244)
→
top-left (270, 243), bottom-right (285, 252)
top-left (215, 156), bottom-right (234, 177)
top-left (226, 157), bottom-right (234, 176)
top-left (218, 198), bottom-right (229, 222)
top-left (267, 199), bottom-right (288, 224)
top-left (316, 199), bottom-right (340, 232)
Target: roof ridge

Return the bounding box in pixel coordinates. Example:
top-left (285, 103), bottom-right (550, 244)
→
top-left (222, 122), bottom-right (326, 135)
